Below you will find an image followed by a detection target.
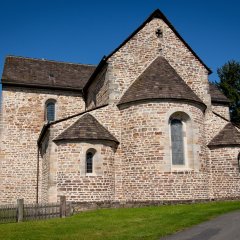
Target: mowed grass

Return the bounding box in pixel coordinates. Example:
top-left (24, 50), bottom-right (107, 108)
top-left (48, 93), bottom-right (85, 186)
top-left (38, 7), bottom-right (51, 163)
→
top-left (0, 201), bottom-right (240, 240)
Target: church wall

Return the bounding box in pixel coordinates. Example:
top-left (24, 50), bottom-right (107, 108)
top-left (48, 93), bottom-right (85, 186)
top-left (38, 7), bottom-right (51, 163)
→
top-left (108, 18), bottom-right (211, 106)
top-left (211, 104), bottom-right (230, 120)
top-left (46, 104), bottom-right (123, 202)
top-left (0, 86), bottom-right (85, 204)
top-left (120, 101), bottom-right (210, 201)
top-left (40, 131), bottom-right (50, 203)
top-left (210, 147), bottom-right (240, 199)
top-left (55, 142), bottom-right (115, 202)
top-left (205, 111), bottom-right (228, 143)
top-left (86, 64), bottom-right (109, 110)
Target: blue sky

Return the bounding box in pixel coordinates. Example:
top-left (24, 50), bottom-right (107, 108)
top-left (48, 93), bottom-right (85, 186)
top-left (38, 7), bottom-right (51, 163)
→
top-left (0, 0), bottom-right (239, 85)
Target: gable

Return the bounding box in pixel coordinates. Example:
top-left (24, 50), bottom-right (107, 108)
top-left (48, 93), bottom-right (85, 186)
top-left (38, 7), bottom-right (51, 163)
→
top-left (106, 9), bottom-right (211, 105)
top-left (106, 9), bottom-right (211, 74)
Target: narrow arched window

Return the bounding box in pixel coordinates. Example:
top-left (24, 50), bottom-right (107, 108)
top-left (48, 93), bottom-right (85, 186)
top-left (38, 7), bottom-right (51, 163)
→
top-left (45, 100), bottom-right (56, 122)
top-left (171, 119), bottom-right (185, 165)
top-left (86, 152), bottom-right (93, 173)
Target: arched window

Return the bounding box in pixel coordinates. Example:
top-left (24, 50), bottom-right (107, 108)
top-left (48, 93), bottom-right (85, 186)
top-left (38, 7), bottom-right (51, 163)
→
top-left (45, 100), bottom-right (56, 122)
top-left (170, 119), bottom-right (185, 165)
top-left (86, 152), bottom-right (93, 173)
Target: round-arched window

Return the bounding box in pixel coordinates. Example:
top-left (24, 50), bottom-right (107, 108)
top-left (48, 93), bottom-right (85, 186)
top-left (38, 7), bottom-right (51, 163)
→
top-left (86, 152), bottom-right (93, 173)
top-left (86, 149), bottom-right (96, 174)
top-left (170, 119), bottom-right (185, 165)
top-left (45, 100), bottom-right (56, 122)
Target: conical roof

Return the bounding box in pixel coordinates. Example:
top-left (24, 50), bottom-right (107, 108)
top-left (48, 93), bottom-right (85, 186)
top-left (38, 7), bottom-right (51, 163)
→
top-left (54, 113), bottom-right (119, 143)
top-left (208, 123), bottom-right (240, 147)
top-left (118, 57), bottom-right (205, 108)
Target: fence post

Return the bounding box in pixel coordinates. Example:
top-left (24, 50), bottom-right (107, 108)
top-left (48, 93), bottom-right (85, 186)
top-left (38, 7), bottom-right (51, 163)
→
top-left (60, 196), bottom-right (66, 218)
top-left (17, 199), bottom-right (24, 222)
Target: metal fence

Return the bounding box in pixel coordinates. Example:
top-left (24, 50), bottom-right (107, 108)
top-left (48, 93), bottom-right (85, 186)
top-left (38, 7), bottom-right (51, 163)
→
top-left (0, 196), bottom-right (69, 224)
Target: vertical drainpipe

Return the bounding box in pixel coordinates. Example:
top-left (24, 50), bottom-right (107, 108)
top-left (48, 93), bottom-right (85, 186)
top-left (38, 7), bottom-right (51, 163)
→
top-left (36, 146), bottom-right (40, 204)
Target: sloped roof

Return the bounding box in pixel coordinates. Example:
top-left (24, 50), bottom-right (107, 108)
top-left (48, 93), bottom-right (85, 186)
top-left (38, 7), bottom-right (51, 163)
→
top-left (106, 9), bottom-right (211, 74)
top-left (208, 123), bottom-right (240, 147)
top-left (54, 113), bottom-right (119, 143)
top-left (118, 57), bottom-right (205, 108)
top-left (209, 83), bottom-right (230, 104)
top-left (1, 56), bottom-right (96, 90)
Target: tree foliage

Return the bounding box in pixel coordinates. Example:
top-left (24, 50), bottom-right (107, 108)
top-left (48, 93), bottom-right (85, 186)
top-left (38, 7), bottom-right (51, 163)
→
top-left (217, 60), bottom-right (240, 124)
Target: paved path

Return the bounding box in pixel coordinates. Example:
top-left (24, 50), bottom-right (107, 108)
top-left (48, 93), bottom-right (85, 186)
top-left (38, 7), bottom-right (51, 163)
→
top-left (161, 210), bottom-right (240, 240)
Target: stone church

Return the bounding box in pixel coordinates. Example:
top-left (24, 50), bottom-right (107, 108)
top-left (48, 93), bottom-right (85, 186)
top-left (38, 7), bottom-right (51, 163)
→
top-left (1, 9), bottom-right (240, 205)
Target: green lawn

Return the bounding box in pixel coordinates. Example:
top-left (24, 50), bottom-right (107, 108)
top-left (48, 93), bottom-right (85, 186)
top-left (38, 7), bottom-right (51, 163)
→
top-left (0, 201), bottom-right (240, 240)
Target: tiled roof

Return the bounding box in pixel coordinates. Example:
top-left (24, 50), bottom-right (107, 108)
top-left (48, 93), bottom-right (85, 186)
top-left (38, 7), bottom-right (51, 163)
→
top-left (209, 83), bottom-right (230, 104)
top-left (54, 113), bottom-right (119, 143)
top-left (208, 123), bottom-right (240, 147)
top-left (1, 56), bottom-right (96, 90)
top-left (118, 57), bottom-right (205, 107)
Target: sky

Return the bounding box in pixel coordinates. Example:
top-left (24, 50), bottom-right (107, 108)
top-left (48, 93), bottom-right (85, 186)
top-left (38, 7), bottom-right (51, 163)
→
top-left (0, 0), bottom-right (240, 87)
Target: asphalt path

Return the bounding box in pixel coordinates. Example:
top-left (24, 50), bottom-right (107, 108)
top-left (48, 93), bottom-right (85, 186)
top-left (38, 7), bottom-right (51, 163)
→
top-left (161, 210), bottom-right (240, 240)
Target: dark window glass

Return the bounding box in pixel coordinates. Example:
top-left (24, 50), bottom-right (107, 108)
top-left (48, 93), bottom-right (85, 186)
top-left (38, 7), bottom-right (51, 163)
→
top-left (46, 102), bottom-right (55, 122)
top-left (86, 152), bottom-right (93, 173)
top-left (171, 119), bottom-right (185, 165)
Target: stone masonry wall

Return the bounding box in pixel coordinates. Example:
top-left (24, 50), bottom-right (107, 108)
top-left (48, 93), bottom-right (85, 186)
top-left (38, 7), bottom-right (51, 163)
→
top-left (120, 101), bottom-right (210, 201)
top-left (44, 104), bottom-right (123, 202)
top-left (55, 142), bottom-right (115, 202)
top-left (40, 131), bottom-right (50, 203)
top-left (212, 104), bottom-right (230, 121)
top-left (107, 18), bottom-right (211, 106)
top-left (205, 111), bottom-right (229, 144)
top-left (0, 86), bottom-right (84, 204)
top-left (86, 64), bottom-right (109, 110)
top-left (210, 147), bottom-right (240, 199)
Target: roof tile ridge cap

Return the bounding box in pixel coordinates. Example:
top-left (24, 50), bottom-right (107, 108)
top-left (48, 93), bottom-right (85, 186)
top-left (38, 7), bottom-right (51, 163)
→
top-left (5, 55), bottom-right (96, 67)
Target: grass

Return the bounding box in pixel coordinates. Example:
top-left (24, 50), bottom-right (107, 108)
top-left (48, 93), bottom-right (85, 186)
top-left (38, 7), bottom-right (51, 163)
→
top-left (0, 201), bottom-right (240, 240)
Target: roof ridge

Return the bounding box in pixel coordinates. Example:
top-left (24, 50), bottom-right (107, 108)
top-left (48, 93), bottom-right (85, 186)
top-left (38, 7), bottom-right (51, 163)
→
top-left (105, 9), bottom-right (211, 74)
top-left (5, 55), bottom-right (96, 67)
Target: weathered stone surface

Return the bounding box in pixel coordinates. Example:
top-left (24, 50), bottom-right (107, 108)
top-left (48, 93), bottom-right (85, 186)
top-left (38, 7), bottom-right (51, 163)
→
top-left (0, 86), bottom-right (85, 203)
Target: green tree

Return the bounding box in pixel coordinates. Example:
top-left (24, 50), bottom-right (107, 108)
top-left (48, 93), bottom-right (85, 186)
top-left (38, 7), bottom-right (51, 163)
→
top-left (217, 60), bottom-right (240, 124)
